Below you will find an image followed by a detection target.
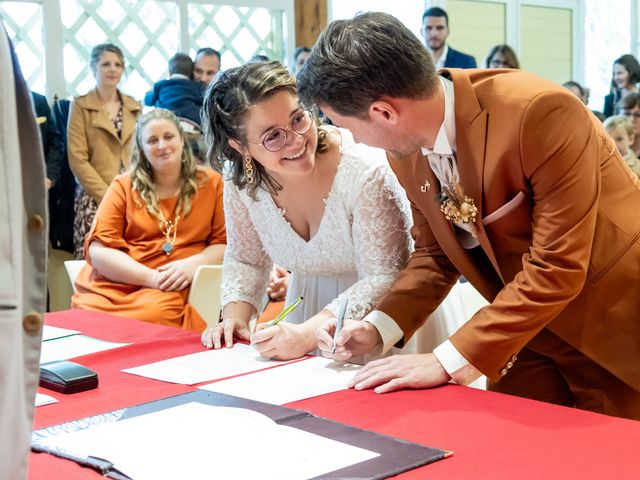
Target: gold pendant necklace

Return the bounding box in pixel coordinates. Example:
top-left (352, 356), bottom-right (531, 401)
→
top-left (158, 210), bottom-right (180, 256)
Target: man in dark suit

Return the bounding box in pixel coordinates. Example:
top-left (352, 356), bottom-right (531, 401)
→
top-left (422, 7), bottom-right (476, 69)
top-left (31, 91), bottom-right (64, 191)
top-left (31, 91), bottom-right (75, 253)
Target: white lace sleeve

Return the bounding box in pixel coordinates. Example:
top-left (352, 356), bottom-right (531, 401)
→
top-left (324, 165), bottom-right (412, 320)
top-left (220, 183), bottom-right (271, 313)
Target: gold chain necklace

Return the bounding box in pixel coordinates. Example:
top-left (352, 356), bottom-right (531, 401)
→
top-left (158, 209), bottom-right (180, 256)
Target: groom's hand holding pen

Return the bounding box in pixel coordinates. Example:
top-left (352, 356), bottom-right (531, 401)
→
top-left (315, 303), bottom-right (383, 362)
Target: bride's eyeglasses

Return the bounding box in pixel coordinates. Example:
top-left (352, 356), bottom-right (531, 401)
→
top-left (246, 110), bottom-right (314, 152)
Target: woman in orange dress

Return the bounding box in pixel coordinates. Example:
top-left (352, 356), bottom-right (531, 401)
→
top-left (72, 109), bottom-right (226, 331)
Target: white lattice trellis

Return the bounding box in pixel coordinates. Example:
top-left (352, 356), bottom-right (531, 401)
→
top-left (188, 3), bottom-right (284, 69)
top-left (0, 0), bottom-right (292, 100)
top-left (0, 1), bottom-right (45, 94)
top-left (61, 0), bottom-right (179, 98)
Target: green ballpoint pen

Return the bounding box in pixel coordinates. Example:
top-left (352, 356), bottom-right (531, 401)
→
top-left (267, 295), bottom-right (304, 327)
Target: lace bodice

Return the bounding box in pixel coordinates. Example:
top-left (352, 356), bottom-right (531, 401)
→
top-left (221, 129), bottom-right (412, 321)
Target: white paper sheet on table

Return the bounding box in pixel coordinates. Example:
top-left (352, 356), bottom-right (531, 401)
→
top-left (35, 393), bottom-right (58, 407)
top-left (122, 343), bottom-right (301, 385)
top-left (198, 357), bottom-right (361, 404)
top-left (42, 325), bottom-right (80, 341)
top-left (39, 335), bottom-right (129, 364)
top-left (33, 402), bottom-right (379, 480)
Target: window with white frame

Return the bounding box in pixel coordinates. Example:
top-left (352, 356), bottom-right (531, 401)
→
top-left (583, 0), bottom-right (631, 111)
top-left (0, 0), bottom-right (293, 100)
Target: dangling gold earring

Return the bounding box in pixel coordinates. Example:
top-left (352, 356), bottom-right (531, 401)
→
top-left (244, 155), bottom-right (255, 185)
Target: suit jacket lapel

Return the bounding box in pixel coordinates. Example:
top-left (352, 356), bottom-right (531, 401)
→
top-left (85, 88), bottom-right (140, 146)
top-left (446, 69), bottom-right (505, 283)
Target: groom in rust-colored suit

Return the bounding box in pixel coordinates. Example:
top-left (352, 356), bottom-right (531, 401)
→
top-left (298, 12), bottom-right (640, 419)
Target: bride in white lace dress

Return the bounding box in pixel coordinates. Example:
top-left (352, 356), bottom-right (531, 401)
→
top-left (197, 61), bottom-right (413, 359)
top-left (201, 62), bottom-right (467, 361)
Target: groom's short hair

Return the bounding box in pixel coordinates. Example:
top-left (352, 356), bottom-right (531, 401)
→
top-left (297, 12), bottom-right (439, 118)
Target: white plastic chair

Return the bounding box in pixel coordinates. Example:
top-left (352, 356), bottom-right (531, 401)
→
top-left (188, 265), bottom-right (223, 326)
top-left (63, 259), bottom-right (87, 294)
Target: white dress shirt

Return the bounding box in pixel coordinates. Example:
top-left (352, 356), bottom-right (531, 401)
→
top-left (433, 44), bottom-right (449, 70)
top-left (364, 76), bottom-right (482, 385)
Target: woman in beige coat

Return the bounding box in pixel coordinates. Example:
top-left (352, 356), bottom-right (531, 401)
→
top-left (67, 43), bottom-right (141, 258)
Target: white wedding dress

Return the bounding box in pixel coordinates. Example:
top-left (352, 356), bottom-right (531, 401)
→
top-left (221, 129), bottom-right (468, 356)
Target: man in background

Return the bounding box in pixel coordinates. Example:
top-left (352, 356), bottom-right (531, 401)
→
top-left (0, 23), bottom-right (48, 480)
top-left (194, 47), bottom-right (221, 86)
top-left (144, 52), bottom-right (204, 126)
top-left (292, 47), bottom-right (310, 76)
top-left (422, 7), bottom-right (476, 69)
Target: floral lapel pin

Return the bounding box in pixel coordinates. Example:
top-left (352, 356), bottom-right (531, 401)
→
top-left (435, 182), bottom-right (478, 236)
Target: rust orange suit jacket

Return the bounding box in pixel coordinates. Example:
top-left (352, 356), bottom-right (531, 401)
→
top-left (376, 68), bottom-right (640, 386)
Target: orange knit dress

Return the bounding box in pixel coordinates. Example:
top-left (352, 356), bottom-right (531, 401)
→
top-left (72, 168), bottom-right (226, 332)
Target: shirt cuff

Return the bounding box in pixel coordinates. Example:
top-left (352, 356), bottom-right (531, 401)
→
top-left (433, 340), bottom-right (482, 385)
top-left (363, 310), bottom-right (403, 355)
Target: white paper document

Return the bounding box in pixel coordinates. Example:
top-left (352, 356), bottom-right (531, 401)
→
top-left (122, 343), bottom-right (301, 385)
top-left (199, 357), bottom-right (361, 404)
top-left (33, 402), bottom-right (379, 480)
top-left (35, 393), bottom-right (58, 407)
top-left (39, 335), bottom-right (129, 364)
top-left (42, 325), bottom-right (81, 341)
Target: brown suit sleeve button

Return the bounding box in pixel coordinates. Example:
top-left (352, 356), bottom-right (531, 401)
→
top-left (506, 361), bottom-right (514, 369)
top-left (23, 312), bottom-right (43, 336)
top-left (500, 368), bottom-right (508, 376)
top-left (27, 214), bottom-right (45, 234)
top-left (511, 354), bottom-right (518, 362)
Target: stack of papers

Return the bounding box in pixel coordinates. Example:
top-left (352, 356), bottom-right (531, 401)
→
top-left (39, 336), bottom-right (129, 364)
top-left (33, 402), bottom-right (379, 480)
top-left (42, 325), bottom-right (80, 341)
top-left (198, 356), bottom-right (361, 404)
top-left (35, 393), bottom-right (58, 407)
top-left (122, 344), bottom-right (301, 385)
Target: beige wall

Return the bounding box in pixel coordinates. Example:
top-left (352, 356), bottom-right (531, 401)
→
top-left (521, 5), bottom-right (573, 84)
top-left (446, 0), bottom-right (506, 68)
top-left (443, 0), bottom-right (574, 84)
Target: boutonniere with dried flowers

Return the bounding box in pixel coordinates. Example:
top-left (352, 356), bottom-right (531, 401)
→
top-left (435, 182), bottom-right (478, 236)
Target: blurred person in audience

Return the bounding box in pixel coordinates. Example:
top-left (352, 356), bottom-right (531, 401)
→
top-left (292, 47), bottom-right (311, 75)
top-left (144, 53), bottom-right (205, 127)
top-left (0, 24), bottom-right (48, 480)
top-left (298, 12), bottom-right (640, 420)
top-left (604, 115), bottom-right (640, 177)
top-left (72, 109), bottom-right (226, 331)
top-left (200, 61), bottom-right (415, 360)
top-left (67, 43), bottom-right (141, 258)
top-left (485, 44), bottom-right (519, 69)
top-left (620, 92), bottom-right (640, 157)
top-left (266, 264), bottom-right (289, 301)
top-left (249, 53), bottom-right (270, 63)
top-left (194, 47), bottom-right (221, 86)
top-left (603, 54), bottom-right (640, 118)
top-left (31, 91), bottom-right (64, 191)
top-left (563, 81), bottom-right (587, 104)
top-left (421, 7), bottom-right (476, 69)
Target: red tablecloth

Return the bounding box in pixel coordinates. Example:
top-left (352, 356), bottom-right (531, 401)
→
top-left (30, 310), bottom-right (640, 479)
